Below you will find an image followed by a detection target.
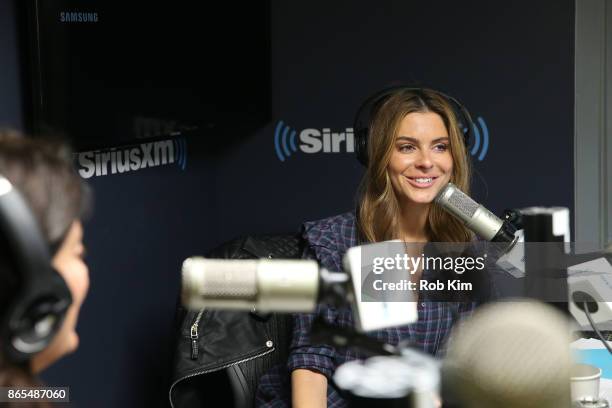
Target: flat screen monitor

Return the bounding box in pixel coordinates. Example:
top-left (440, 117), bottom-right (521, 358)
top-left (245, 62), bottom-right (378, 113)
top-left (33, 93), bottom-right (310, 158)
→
top-left (18, 1), bottom-right (271, 152)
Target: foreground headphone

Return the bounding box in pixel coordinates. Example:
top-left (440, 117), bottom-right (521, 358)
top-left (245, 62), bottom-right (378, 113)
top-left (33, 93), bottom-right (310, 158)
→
top-left (0, 175), bottom-right (72, 364)
top-left (353, 86), bottom-right (475, 167)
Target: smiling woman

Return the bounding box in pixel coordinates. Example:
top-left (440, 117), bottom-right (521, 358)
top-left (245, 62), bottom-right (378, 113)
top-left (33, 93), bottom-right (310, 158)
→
top-left (254, 88), bottom-right (488, 408)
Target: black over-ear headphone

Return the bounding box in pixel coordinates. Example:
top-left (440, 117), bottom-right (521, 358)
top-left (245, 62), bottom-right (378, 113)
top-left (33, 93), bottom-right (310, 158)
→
top-left (0, 175), bottom-right (72, 364)
top-left (353, 86), bottom-right (475, 167)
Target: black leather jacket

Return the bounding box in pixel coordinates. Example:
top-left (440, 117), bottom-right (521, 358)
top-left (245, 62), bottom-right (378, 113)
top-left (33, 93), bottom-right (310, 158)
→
top-left (169, 235), bottom-right (302, 408)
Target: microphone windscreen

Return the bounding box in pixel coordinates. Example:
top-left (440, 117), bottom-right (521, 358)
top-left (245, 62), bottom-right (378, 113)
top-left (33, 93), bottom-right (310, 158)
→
top-left (181, 257), bottom-right (320, 312)
top-left (435, 183), bottom-right (504, 241)
top-left (443, 300), bottom-right (571, 408)
top-left (182, 257), bottom-right (257, 309)
top-left (436, 183), bottom-right (479, 219)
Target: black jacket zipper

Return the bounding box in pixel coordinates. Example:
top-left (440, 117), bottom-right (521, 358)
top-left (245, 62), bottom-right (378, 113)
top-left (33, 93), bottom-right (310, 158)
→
top-left (190, 309), bottom-right (205, 360)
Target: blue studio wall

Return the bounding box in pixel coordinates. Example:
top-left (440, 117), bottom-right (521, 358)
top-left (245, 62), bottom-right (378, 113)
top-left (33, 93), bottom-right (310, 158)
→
top-left (0, 0), bottom-right (574, 407)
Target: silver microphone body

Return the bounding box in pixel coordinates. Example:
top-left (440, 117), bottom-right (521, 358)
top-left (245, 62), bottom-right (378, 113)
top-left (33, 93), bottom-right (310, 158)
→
top-left (435, 183), bottom-right (507, 242)
top-left (181, 257), bottom-right (320, 312)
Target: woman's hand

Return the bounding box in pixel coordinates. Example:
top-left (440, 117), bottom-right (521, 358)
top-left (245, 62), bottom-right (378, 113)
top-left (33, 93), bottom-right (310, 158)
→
top-left (292, 368), bottom-right (327, 408)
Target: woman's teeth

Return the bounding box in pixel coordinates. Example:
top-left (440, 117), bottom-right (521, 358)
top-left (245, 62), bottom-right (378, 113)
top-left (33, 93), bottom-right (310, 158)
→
top-left (406, 176), bottom-right (437, 188)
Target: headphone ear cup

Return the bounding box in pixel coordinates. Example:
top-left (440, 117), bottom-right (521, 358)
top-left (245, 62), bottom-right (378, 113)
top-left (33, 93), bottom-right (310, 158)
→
top-left (4, 269), bottom-right (71, 362)
top-left (459, 107), bottom-right (474, 149)
top-left (439, 93), bottom-right (474, 150)
top-left (353, 87), bottom-right (401, 168)
top-left (354, 126), bottom-right (369, 167)
top-left (0, 176), bottom-right (73, 363)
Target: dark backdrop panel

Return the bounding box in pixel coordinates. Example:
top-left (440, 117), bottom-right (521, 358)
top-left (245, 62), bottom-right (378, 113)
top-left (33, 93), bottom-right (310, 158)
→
top-left (0, 0), bottom-right (23, 129)
top-left (38, 1), bottom-right (574, 407)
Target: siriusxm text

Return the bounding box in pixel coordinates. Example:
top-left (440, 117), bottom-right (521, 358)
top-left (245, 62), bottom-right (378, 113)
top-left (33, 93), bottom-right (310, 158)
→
top-left (78, 141), bottom-right (174, 179)
top-left (299, 128), bottom-right (354, 153)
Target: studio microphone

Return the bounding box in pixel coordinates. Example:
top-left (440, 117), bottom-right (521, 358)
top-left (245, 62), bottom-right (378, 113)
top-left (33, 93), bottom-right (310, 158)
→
top-left (442, 300), bottom-right (571, 408)
top-left (181, 257), bottom-right (349, 312)
top-left (181, 240), bottom-right (419, 332)
top-left (434, 183), bottom-right (516, 244)
top-left (434, 183), bottom-right (526, 278)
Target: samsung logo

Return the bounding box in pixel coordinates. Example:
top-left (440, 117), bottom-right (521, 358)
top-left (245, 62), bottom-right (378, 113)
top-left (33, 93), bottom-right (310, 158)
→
top-left (77, 138), bottom-right (188, 179)
top-left (59, 11), bottom-right (99, 23)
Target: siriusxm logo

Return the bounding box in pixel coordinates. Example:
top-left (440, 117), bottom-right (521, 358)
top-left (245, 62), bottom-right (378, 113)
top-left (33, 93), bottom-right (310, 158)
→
top-left (77, 138), bottom-right (187, 179)
top-left (274, 121), bottom-right (354, 162)
top-left (467, 117), bottom-right (489, 161)
top-left (274, 116), bottom-right (490, 162)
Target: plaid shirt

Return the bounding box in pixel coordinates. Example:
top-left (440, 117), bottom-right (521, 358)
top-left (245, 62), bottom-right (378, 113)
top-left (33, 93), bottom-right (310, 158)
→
top-left (256, 212), bottom-right (478, 407)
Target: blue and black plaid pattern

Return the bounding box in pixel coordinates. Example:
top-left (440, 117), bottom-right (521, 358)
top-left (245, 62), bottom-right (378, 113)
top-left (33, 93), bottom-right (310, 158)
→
top-left (255, 212), bottom-right (477, 407)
